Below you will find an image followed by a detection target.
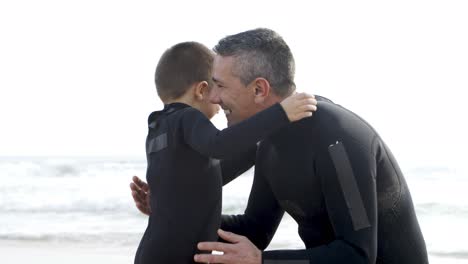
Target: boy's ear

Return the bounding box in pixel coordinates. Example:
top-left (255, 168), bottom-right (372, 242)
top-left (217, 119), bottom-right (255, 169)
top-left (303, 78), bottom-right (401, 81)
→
top-left (252, 78), bottom-right (271, 104)
top-left (194, 81), bottom-right (209, 101)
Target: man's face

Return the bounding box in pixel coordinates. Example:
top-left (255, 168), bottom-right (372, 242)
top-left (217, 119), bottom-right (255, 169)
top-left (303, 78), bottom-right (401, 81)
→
top-left (209, 55), bottom-right (259, 127)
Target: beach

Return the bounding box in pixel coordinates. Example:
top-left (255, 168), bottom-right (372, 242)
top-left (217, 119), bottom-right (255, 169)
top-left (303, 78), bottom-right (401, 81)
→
top-left (1, 156), bottom-right (467, 263)
top-left (0, 240), bottom-right (134, 264)
top-left (1, 224), bottom-right (467, 264)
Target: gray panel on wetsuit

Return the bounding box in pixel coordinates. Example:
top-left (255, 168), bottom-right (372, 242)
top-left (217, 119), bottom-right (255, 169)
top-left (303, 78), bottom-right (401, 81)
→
top-left (328, 141), bottom-right (370, 231)
top-left (147, 133), bottom-right (168, 154)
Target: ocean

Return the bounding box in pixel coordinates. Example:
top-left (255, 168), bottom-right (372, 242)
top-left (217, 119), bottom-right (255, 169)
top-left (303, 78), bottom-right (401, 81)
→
top-left (0, 156), bottom-right (467, 263)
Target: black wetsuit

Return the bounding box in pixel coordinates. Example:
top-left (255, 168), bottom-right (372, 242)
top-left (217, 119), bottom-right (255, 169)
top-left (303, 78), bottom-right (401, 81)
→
top-left (222, 96), bottom-right (428, 264)
top-left (134, 102), bottom-right (289, 264)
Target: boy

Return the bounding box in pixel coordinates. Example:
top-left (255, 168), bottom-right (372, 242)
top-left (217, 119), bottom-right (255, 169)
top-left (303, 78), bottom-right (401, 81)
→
top-left (134, 41), bottom-right (316, 264)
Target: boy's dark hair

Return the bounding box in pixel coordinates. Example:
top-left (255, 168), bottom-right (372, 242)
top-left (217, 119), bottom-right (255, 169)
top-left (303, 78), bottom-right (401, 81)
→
top-left (155, 42), bottom-right (214, 102)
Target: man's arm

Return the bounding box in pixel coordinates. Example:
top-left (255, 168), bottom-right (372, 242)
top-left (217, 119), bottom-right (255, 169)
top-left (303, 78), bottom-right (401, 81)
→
top-left (130, 176), bottom-right (151, 216)
top-left (221, 156), bottom-right (284, 249)
top-left (195, 151), bottom-right (285, 264)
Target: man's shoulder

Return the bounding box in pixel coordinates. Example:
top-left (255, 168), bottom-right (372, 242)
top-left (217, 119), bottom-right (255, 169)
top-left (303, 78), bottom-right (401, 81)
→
top-left (315, 95), bottom-right (334, 103)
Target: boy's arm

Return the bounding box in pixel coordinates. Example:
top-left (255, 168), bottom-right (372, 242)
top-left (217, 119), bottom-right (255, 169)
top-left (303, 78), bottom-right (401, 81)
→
top-left (182, 93), bottom-right (315, 160)
top-left (220, 145), bottom-right (256, 186)
top-left (181, 103), bottom-right (288, 160)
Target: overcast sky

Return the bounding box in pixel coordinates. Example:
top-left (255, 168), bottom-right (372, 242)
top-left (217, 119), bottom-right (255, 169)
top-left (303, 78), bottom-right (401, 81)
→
top-left (0, 0), bottom-right (467, 166)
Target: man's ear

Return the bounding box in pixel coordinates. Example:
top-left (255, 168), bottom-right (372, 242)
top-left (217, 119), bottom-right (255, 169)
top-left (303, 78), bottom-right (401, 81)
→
top-left (194, 81), bottom-right (209, 101)
top-left (252, 78), bottom-right (271, 104)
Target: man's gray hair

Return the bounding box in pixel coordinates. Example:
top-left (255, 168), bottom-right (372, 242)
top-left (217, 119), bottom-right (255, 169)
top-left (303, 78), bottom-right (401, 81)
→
top-left (213, 28), bottom-right (296, 97)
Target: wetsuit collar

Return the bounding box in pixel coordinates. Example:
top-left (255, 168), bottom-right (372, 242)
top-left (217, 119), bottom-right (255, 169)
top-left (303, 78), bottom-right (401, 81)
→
top-left (148, 103), bottom-right (191, 126)
top-left (163, 102), bottom-right (191, 114)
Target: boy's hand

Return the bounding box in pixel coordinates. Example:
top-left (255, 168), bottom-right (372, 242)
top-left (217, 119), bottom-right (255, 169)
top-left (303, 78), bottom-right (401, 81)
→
top-left (280, 92), bottom-right (317, 122)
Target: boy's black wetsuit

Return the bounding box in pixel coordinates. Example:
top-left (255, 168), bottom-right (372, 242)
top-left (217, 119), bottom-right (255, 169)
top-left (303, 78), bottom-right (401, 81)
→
top-left (222, 96), bottom-right (428, 264)
top-left (134, 102), bottom-right (290, 264)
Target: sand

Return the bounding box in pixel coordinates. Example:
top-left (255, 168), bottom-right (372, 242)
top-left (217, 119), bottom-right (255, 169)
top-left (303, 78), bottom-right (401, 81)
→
top-left (1, 240), bottom-right (465, 264)
top-left (0, 240), bottom-right (135, 264)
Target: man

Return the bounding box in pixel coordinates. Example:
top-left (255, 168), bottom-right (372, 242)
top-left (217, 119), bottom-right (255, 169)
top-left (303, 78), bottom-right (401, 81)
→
top-left (131, 28), bottom-right (428, 264)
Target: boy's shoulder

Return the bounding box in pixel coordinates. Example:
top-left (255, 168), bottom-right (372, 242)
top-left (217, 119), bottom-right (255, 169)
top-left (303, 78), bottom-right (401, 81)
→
top-left (147, 104), bottom-right (203, 127)
top-left (147, 110), bottom-right (163, 126)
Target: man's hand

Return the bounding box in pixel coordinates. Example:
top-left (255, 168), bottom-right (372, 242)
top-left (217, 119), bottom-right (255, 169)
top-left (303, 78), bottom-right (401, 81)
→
top-left (194, 229), bottom-right (261, 264)
top-left (129, 175), bottom-right (151, 215)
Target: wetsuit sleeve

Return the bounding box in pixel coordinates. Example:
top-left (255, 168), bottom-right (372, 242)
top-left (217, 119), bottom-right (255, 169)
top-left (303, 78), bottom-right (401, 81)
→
top-left (220, 145), bottom-right (256, 186)
top-left (262, 140), bottom-right (378, 264)
top-left (221, 158), bottom-right (284, 249)
top-left (181, 103), bottom-right (289, 160)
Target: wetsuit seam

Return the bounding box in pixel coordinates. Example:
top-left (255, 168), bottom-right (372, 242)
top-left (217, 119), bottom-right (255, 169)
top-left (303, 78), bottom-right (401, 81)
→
top-left (380, 145), bottom-right (403, 211)
top-left (370, 135), bottom-right (379, 158)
